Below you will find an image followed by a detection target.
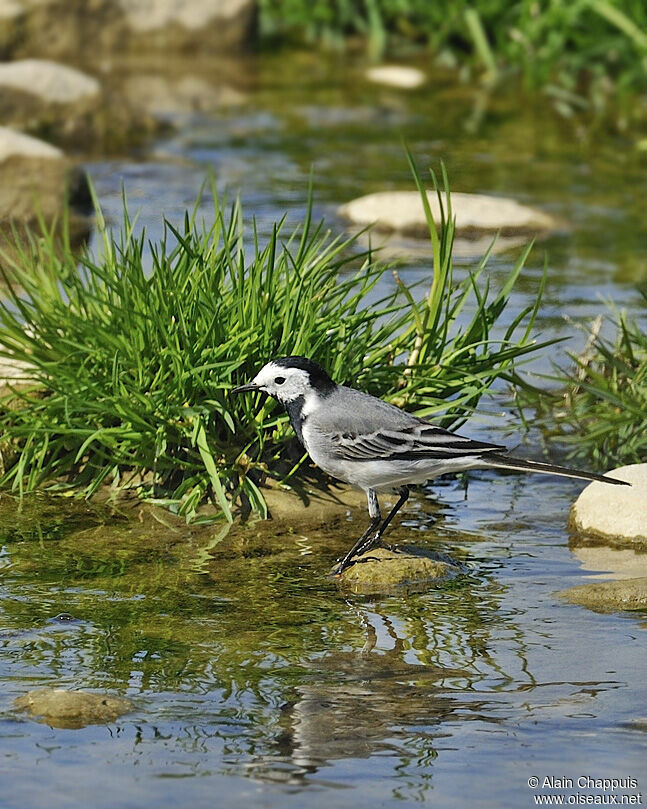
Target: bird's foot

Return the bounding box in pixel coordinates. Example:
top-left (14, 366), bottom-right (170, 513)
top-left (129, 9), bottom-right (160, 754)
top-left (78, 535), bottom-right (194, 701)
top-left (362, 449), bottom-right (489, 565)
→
top-left (331, 558), bottom-right (352, 577)
top-left (331, 554), bottom-right (382, 578)
top-left (374, 540), bottom-right (403, 554)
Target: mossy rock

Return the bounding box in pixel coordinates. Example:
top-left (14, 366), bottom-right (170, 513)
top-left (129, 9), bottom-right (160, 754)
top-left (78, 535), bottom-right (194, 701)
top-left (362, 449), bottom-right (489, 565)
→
top-left (14, 687), bottom-right (133, 729)
top-left (338, 547), bottom-right (460, 595)
top-left (557, 577), bottom-right (647, 614)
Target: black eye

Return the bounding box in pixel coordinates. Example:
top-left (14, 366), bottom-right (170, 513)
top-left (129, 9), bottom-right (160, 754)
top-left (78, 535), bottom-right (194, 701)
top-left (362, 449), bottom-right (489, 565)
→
top-left (274, 376), bottom-right (286, 385)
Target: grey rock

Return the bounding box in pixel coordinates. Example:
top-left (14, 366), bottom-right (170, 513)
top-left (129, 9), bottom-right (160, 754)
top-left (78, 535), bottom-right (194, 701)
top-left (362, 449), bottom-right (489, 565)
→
top-left (0, 0), bottom-right (22, 17)
top-left (0, 59), bottom-right (100, 103)
top-left (0, 125), bottom-right (61, 160)
top-left (123, 72), bottom-right (247, 118)
top-left (0, 127), bottom-right (90, 266)
top-left (0, 356), bottom-right (33, 384)
top-left (0, 59), bottom-right (159, 151)
top-left (118, 0), bottom-right (251, 32)
top-left (349, 226), bottom-right (530, 261)
top-left (338, 190), bottom-right (558, 238)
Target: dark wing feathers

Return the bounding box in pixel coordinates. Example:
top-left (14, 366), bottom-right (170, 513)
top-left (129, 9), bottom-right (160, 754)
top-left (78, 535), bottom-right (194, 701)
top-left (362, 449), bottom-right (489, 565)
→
top-left (329, 422), bottom-right (505, 463)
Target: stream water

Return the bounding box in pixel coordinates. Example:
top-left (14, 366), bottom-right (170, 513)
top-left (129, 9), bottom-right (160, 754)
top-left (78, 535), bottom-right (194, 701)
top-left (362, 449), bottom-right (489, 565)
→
top-left (1, 51), bottom-right (646, 808)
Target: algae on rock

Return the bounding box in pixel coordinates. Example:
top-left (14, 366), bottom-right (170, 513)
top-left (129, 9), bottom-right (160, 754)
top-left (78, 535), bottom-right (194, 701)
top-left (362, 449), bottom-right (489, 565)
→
top-left (557, 577), bottom-right (647, 614)
top-left (14, 687), bottom-right (133, 729)
top-left (338, 547), bottom-right (460, 595)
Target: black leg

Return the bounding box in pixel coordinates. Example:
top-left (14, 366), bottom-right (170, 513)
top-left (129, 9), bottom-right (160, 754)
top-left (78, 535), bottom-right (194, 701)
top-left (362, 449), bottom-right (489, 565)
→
top-left (374, 486), bottom-right (410, 542)
top-left (333, 490), bottom-right (381, 576)
top-left (333, 487), bottom-right (410, 576)
top-left (349, 486), bottom-right (410, 560)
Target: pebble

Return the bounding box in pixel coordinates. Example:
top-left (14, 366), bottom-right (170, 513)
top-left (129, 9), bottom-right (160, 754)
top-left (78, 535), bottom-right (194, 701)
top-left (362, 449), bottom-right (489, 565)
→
top-left (366, 65), bottom-right (425, 89)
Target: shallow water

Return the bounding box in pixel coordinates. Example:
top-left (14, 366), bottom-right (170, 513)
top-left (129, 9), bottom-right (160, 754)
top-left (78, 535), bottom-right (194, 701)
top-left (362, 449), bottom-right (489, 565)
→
top-left (2, 51), bottom-right (647, 808)
top-left (1, 478), bottom-right (646, 809)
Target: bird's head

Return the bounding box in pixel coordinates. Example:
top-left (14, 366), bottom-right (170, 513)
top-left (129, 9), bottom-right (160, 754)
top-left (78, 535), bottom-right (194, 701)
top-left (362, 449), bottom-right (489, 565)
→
top-left (232, 356), bottom-right (336, 404)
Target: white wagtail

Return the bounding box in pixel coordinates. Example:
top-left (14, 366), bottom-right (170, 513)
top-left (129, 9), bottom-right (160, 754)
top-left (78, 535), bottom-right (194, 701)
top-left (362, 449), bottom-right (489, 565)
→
top-left (233, 356), bottom-right (628, 575)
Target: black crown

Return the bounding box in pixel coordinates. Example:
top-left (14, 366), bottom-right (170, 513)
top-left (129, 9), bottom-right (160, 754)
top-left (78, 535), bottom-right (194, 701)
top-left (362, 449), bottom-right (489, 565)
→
top-left (273, 356), bottom-right (336, 395)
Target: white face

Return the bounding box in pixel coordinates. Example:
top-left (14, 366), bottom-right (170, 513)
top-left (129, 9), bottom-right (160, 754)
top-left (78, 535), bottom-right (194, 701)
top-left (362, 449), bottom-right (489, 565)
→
top-left (250, 362), bottom-right (312, 402)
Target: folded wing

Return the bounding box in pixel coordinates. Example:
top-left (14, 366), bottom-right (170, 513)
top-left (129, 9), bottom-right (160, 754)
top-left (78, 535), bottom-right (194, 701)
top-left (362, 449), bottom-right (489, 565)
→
top-left (329, 422), bottom-right (505, 463)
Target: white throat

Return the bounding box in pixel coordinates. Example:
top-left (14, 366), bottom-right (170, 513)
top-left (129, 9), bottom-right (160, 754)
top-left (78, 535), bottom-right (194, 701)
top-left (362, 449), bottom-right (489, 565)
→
top-left (300, 388), bottom-right (322, 418)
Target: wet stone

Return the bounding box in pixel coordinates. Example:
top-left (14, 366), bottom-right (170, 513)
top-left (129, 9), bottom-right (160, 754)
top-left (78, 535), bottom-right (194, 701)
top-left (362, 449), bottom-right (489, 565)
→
top-left (14, 687), bottom-right (133, 729)
top-left (338, 547), bottom-right (460, 595)
top-left (557, 577), bottom-right (647, 614)
top-left (569, 543), bottom-right (647, 580)
top-left (338, 190), bottom-right (557, 238)
top-left (569, 464), bottom-right (647, 548)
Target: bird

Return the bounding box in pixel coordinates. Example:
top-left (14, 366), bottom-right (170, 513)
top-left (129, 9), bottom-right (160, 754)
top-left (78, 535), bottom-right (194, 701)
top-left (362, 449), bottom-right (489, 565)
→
top-left (232, 356), bottom-right (629, 575)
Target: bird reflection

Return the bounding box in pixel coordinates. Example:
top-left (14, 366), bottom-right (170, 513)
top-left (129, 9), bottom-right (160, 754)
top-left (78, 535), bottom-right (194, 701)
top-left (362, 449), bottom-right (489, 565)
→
top-left (245, 609), bottom-right (488, 786)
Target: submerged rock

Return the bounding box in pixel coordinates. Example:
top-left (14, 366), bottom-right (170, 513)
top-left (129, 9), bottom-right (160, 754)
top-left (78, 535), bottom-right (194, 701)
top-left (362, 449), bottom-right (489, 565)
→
top-left (570, 464), bottom-right (647, 548)
top-left (262, 481), bottom-right (368, 529)
top-left (338, 190), bottom-right (557, 238)
top-left (14, 687), bottom-right (133, 729)
top-left (365, 65), bottom-right (425, 89)
top-left (557, 577), bottom-right (647, 614)
top-left (338, 547), bottom-right (459, 595)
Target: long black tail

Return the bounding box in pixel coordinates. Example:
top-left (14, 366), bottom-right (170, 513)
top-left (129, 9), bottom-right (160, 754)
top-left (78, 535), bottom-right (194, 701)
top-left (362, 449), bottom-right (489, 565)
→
top-left (484, 453), bottom-right (630, 486)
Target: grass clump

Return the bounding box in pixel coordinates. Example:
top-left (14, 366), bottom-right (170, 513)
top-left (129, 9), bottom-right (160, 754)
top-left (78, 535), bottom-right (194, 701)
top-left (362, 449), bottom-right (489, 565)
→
top-left (519, 294), bottom-right (647, 468)
top-left (0, 168), bottom-right (549, 522)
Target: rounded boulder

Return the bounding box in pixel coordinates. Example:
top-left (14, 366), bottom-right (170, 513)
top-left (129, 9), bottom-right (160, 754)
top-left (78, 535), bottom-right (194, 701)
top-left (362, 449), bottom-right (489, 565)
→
top-left (570, 464), bottom-right (647, 548)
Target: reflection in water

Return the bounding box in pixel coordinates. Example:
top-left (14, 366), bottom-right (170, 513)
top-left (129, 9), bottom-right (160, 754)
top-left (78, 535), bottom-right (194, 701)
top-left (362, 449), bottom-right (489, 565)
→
top-left (569, 541), bottom-right (647, 580)
top-left (258, 613), bottom-right (478, 786)
top-left (1, 484), bottom-right (646, 808)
